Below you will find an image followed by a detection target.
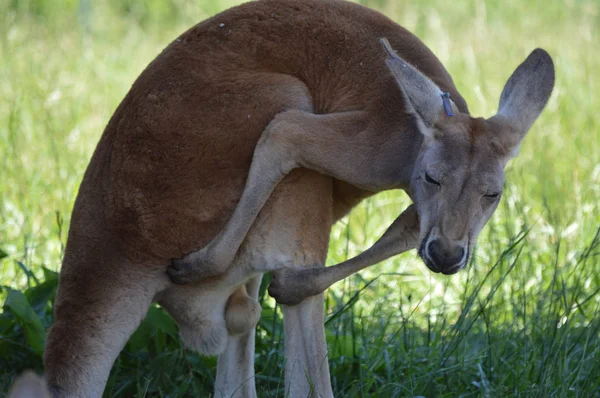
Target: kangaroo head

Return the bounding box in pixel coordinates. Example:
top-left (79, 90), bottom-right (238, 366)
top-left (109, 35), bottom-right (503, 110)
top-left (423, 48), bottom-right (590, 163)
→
top-left (382, 40), bottom-right (555, 274)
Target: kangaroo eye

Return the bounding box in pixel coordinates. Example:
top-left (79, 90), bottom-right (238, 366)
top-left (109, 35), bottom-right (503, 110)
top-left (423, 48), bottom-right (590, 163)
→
top-left (424, 172), bottom-right (441, 186)
top-left (484, 192), bottom-right (501, 200)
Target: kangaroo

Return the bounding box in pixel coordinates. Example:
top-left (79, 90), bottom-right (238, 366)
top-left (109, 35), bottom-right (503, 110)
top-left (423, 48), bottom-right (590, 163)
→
top-left (43, 0), bottom-right (554, 397)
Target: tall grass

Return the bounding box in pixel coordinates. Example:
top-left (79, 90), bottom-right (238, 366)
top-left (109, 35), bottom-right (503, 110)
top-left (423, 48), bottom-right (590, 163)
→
top-left (1, 0), bottom-right (599, 396)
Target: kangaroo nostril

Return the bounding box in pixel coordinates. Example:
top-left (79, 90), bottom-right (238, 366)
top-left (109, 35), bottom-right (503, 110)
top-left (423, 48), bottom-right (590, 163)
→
top-left (425, 239), bottom-right (442, 271)
top-left (426, 239), bottom-right (438, 261)
top-left (451, 247), bottom-right (466, 271)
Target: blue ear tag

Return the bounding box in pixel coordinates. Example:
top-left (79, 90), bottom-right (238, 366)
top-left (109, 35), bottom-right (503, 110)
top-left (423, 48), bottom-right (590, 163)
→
top-left (440, 92), bottom-right (454, 117)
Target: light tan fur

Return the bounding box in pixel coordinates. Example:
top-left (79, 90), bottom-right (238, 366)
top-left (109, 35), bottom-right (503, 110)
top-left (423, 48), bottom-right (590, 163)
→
top-left (8, 371), bottom-right (50, 398)
top-left (40, 0), bottom-right (554, 397)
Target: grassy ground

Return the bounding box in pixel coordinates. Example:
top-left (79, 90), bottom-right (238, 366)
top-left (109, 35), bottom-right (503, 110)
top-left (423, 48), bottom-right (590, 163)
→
top-left (1, 0), bottom-right (599, 396)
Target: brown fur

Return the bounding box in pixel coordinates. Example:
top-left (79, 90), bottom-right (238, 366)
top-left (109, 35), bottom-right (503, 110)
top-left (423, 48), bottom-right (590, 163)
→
top-left (93, 0), bottom-right (465, 264)
top-left (42, 0), bottom-right (554, 396)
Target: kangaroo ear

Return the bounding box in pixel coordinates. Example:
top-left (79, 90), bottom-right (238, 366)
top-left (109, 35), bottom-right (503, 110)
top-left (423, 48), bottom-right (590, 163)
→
top-left (490, 49), bottom-right (555, 157)
top-left (380, 38), bottom-right (456, 133)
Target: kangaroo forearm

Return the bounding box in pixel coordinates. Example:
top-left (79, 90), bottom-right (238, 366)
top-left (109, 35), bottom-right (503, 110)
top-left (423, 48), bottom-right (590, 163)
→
top-left (268, 205), bottom-right (419, 305)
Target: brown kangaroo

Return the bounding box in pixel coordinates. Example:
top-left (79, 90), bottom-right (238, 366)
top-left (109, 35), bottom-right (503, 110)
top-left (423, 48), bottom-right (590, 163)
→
top-left (42, 0), bottom-right (554, 397)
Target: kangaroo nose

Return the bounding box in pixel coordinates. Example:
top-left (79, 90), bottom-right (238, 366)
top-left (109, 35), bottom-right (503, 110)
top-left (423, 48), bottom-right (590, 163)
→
top-left (426, 239), bottom-right (465, 274)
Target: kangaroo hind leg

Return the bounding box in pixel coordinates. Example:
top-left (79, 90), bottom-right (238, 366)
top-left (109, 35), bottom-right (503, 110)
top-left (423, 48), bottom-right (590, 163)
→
top-left (167, 74), bottom-right (315, 285)
top-left (168, 108), bottom-right (399, 285)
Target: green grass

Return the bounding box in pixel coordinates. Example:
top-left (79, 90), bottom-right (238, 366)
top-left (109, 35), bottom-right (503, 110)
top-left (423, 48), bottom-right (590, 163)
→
top-left (1, 0), bottom-right (599, 396)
